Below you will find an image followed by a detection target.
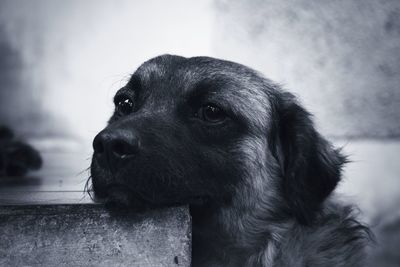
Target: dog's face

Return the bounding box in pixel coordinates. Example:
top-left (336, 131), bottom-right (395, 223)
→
top-left (90, 55), bottom-right (345, 224)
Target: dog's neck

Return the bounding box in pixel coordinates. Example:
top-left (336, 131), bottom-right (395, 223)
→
top-left (189, 148), bottom-right (290, 266)
top-left (191, 198), bottom-right (369, 267)
top-left (189, 143), bottom-right (369, 266)
top-left (190, 180), bottom-right (291, 267)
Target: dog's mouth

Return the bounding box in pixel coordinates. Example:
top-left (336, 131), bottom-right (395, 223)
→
top-left (92, 180), bottom-right (209, 211)
top-left (92, 183), bottom-right (146, 209)
top-left (90, 157), bottom-right (212, 210)
top-left (103, 184), bottom-right (134, 205)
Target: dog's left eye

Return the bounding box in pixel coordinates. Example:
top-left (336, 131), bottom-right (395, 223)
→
top-left (196, 104), bottom-right (227, 123)
top-left (116, 97), bottom-right (134, 115)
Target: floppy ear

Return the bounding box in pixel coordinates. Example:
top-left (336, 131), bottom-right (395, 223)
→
top-left (270, 92), bottom-right (346, 225)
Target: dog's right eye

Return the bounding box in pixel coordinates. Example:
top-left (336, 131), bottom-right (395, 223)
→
top-left (116, 97), bottom-right (134, 115)
top-left (195, 104), bottom-right (227, 124)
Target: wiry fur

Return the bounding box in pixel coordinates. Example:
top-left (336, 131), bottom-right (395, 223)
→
top-left (89, 55), bottom-right (372, 266)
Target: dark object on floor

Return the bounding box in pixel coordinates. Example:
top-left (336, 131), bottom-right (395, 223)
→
top-left (90, 55), bottom-right (372, 267)
top-left (0, 126), bottom-right (42, 177)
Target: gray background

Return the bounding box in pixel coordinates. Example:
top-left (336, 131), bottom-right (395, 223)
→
top-left (0, 0), bottom-right (399, 233)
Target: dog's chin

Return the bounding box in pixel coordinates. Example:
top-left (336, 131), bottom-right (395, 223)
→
top-left (105, 185), bottom-right (134, 206)
top-left (92, 185), bottom-right (148, 212)
top-left (93, 184), bottom-right (211, 213)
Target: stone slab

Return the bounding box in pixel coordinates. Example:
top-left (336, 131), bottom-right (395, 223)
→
top-left (0, 204), bottom-right (191, 267)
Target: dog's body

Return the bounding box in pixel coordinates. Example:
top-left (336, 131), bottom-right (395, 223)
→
top-left (90, 55), bottom-right (371, 266)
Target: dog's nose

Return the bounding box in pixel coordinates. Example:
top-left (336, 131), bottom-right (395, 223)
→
top-left (93, 129), bottom-right (140, 160)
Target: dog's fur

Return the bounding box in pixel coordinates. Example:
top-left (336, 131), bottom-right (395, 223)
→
top-left (90, 55), bottom-right (371, 266)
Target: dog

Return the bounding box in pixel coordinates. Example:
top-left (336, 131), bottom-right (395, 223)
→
top-left (89, 55), bottom-right (371, 266)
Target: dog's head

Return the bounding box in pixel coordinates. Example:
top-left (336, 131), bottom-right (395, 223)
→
top-left (90, 55), bottom-right (345, 224)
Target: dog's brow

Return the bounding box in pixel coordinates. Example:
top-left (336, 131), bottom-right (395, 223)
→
top-left (126, 75), bottom-right (141, 91)
top-left (186, 78), bottom-right (226, 99)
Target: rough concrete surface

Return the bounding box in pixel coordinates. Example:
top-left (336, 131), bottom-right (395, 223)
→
top-left (0, 204), bottom-right (191, 267)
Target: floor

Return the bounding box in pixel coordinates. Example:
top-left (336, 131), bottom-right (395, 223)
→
top-left (0, 151), bottom-right (93, 205)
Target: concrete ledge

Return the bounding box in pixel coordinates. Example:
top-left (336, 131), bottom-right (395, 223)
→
top-left (0, 204), bottom-right (191, 267)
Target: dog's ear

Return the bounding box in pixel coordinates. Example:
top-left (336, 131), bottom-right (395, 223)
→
top-left (269, 92), bottom-right (346, 225)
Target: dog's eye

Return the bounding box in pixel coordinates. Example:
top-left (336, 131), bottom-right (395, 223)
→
top-left (197, 104), bottom-right (226, 123)
top-left (116, 97), bottom-right (134, 115)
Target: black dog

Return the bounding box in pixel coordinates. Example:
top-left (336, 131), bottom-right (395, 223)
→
top-left (90, 55), bottom-right (371, 266)
top-left (0, 126), bottom-right (42, 177)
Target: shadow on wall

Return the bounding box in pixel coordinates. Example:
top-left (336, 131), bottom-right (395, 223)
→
top-left (213, 0), bottom-right (400, 138)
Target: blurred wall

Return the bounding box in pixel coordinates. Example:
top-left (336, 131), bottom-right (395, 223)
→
top-left (0, 0), bottom-right (399, 223)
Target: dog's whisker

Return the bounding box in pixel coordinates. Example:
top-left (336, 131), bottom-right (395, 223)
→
top-left (83, 175), bottom-right (95, 201)
top-left (77, 166), bottom-right (91, 177)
